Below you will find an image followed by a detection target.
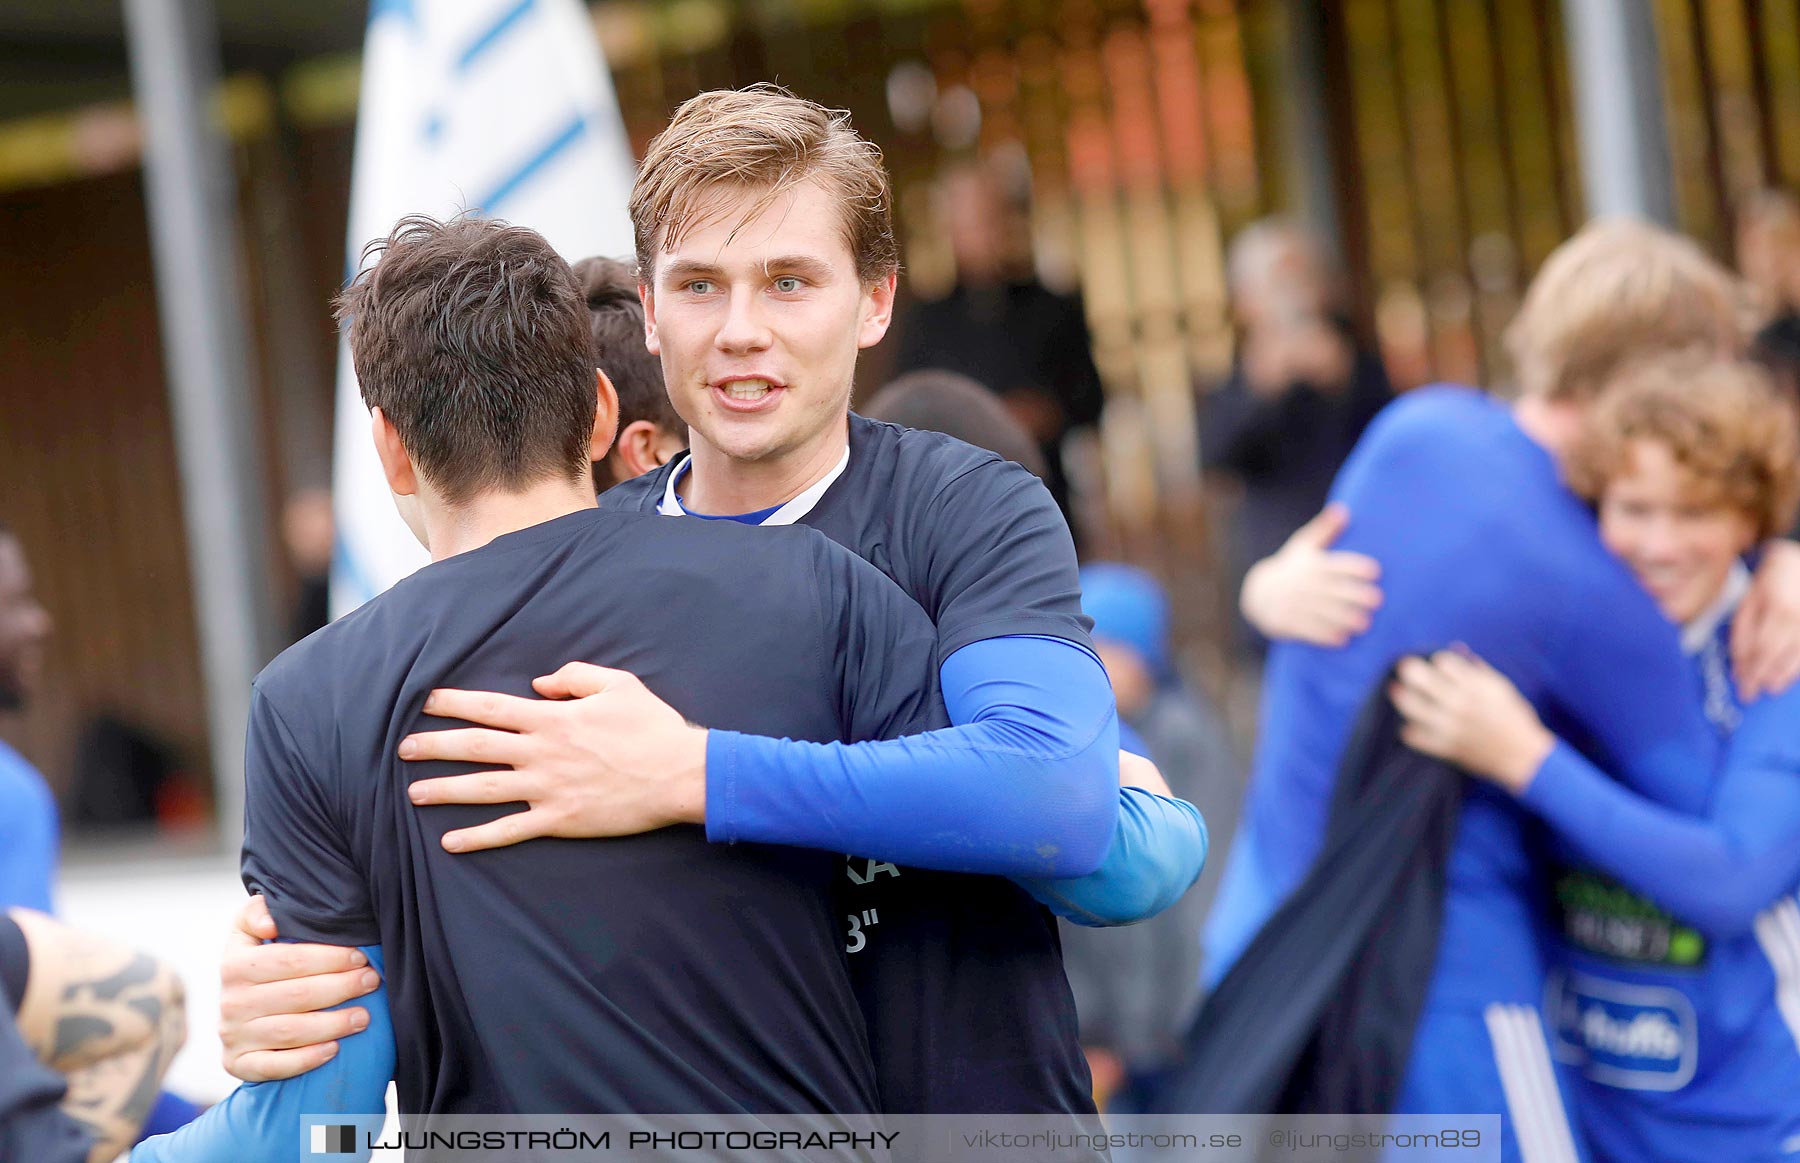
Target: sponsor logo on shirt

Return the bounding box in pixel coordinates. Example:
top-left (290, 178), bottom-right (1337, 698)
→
top-left (1554, 868), bottom-right (1707, 967)
top-left (1548, 969), bottom-right (1697, 1091)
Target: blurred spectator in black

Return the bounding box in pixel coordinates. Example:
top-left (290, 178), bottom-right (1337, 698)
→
top-left (1202, 220), bottom-right (1390, 652)
top-left (861, 369), bottom-right (1049, 477)
top-left (280, 487), bottom-right (333, 642)
top-left (574, 256), bottom-right (687, 491)
top-left (891, 160), bottom-right (1104, 525)
top-left (1060, 563), bottom-right (1237, 1110)
top-left (1738, 190), bottom-right (1800, 403)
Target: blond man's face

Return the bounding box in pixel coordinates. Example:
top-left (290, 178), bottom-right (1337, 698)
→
top-left (641, 179), bottom-right (895, 470)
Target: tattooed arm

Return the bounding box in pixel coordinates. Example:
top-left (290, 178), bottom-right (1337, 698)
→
top-left (9, 908), bottom-right (187, 1163)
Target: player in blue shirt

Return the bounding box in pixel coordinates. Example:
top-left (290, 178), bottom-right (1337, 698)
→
top-left (138, 214), bottom-right (970, 1158)
top-left (1389, 353), bottom-right (1800, 1162)
top-left (0, 525), bottom-right (57, 916)
top-left (1214, 219), bottom-right (1800, 1162)
top-left (214, 86), bottom-right (1202, 1124)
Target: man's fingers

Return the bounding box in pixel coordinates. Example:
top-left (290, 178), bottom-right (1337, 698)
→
top-left (531, 661), bottom-right (632, 700)
top-left (221, 967), bottom-right (380, 1024)
top-left (408, 770), bottom-right (540, 807)
top-left (1311, 600), bottom-right (1373, 642)
top-left (1745, 629), bottom-right (1800, 698)
top-left (398, 726), bottom-right (532, 767)
top-left (225, 941), bottom-right (368, 987)
top-left (226, 1040), bottom-right (340, 1085)
top-left (440, 808), bottom-right (559, 854)
top-left (1292, 503), bottom-right (1351, 550)
top-left (1323, 551), bottom-right (1382, 583)
top-left (1730, 590), bottom-right (1767, 683)
top-left (1394, 655), bottom-right (1447, 698)
top-left (224, 896), bottom-right (276, 952)
top-left (230, 1007), bottom-right (368, 1057)
top-left (239, 895), bottom-right (278, 941)
top-left (1321, 576), bottom-right (1384, 613)
top-left (1430, 649), bottom-right (1480, 681)
top-left (1389, 680), bottom-right (1434, 725)
top-left (1399, 723), bottom-right (1441, 756)
top-left (419, 687), bottom-right (545, 731)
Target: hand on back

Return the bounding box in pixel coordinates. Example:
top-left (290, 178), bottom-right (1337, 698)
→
top-left (1240, 504), bottom-right (1383, 648)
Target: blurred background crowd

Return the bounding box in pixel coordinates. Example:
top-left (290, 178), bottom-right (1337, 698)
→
top-left (5, 0), bottom-right (1800, 1115)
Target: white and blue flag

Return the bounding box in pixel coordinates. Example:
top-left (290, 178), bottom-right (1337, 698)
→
top-left (330, 0), bottom-right (637, 616)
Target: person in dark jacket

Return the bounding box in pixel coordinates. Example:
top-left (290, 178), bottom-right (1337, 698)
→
top-left (890, 162), bottom-right (1104, 525)
top-left (1202, 221), bottom-right (1390, 652)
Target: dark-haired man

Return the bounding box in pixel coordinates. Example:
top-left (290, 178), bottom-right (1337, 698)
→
top-left (153, 214), bottom-right (948, 1141)
top-left (218, 87), bottom-right (1202, 1126)
top-left (573, 255), bottom-right (686, 489)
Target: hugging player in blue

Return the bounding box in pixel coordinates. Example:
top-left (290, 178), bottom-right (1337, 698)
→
top-left (1391, 354), bottom-right (1800, 1163)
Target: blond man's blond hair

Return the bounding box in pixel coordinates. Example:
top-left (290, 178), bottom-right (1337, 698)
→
top-left (1567, 350), bottom-right (1800, 539)
top-left (629, 84), bottom-right (898, 282)
top-left (1505, 218), bottom-right (1744, 402)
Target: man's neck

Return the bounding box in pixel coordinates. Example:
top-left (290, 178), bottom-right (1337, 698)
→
top-left (422, 479), bottom-right (597, 561)
top-left (680, 420), bottom-right (850, 515)
top-left (1511, 395), bottom-right (1583, 467)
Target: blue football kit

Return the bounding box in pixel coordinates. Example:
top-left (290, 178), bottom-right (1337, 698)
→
top-left (1204, 386), bottom-right (1719, 1162)
top-left (1513, 575), bottom-right (1800, 1162)
top-left (0, 738), bottom-right (57, 915)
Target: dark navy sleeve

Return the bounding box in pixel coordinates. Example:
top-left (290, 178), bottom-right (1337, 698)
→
top-left (0, 1008), bottom-right (88, 1163)
top-left (913, 458), bottom-right (1093, 663)
top-left (240, 686), bottom-right (379, 947)
top-left (815, 536), bottom-right (947, 744)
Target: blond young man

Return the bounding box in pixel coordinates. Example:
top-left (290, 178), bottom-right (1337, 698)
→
top-left (217, 87), bottom-right (1203, 1131)
top-left (1207, 220), bottom-right (1800, 1162)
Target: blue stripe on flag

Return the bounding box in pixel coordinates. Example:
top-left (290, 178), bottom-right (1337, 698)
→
top-left (477, 115), bottom-right (587, 214)
top-left (332, 531), bottom-right (378, 612)
top-left (457, 0), bottom-right (537, 73)
top-left (369, 0), bottom-right (416, 26)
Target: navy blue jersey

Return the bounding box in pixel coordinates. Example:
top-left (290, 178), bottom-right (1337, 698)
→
top-left (240, 508), bottom-right (945, 1115)
top-left (604, 415), bottom-right (1098, 1116)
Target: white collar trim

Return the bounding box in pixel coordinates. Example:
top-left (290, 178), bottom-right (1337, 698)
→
top-left (657, 445), bottom-right (850, 527)
top-left (1681, 560), bottom-right (1752, 655)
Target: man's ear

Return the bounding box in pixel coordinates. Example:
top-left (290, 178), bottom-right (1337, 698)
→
top-left (857, 272), bottom-right (898, 350)
top-left (590, 369), bottom-right (621, 463)
top-left (370, 408), bottom-right (418, 496)
top-left (640, 281), bottom-right (661, 355)
top-left (614, 420), bottom-right (685, 480)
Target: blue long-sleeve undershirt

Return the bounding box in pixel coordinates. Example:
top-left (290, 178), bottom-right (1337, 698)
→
top-left (1018, 785), bottom-right (1206, 927)
top-left (1522, 726), bottom-right (1800, 940)
top-left (131, 946), bottom-right (393, 1163)
top-left (709, 635), bottom-right (1120, 877)
top-left (712, 634), bottom-right (1208, 923)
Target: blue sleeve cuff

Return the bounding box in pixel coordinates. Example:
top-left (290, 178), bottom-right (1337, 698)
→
top-left (1016, 787), bottom-right (1207, 926)
top-left (131, 947), bottom-right (393, 1163)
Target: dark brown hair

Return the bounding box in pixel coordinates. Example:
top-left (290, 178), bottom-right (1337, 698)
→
top-left (571, 255), bottom-right (677, 437)
top-left (335, 214), bottom-right (595, 504)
